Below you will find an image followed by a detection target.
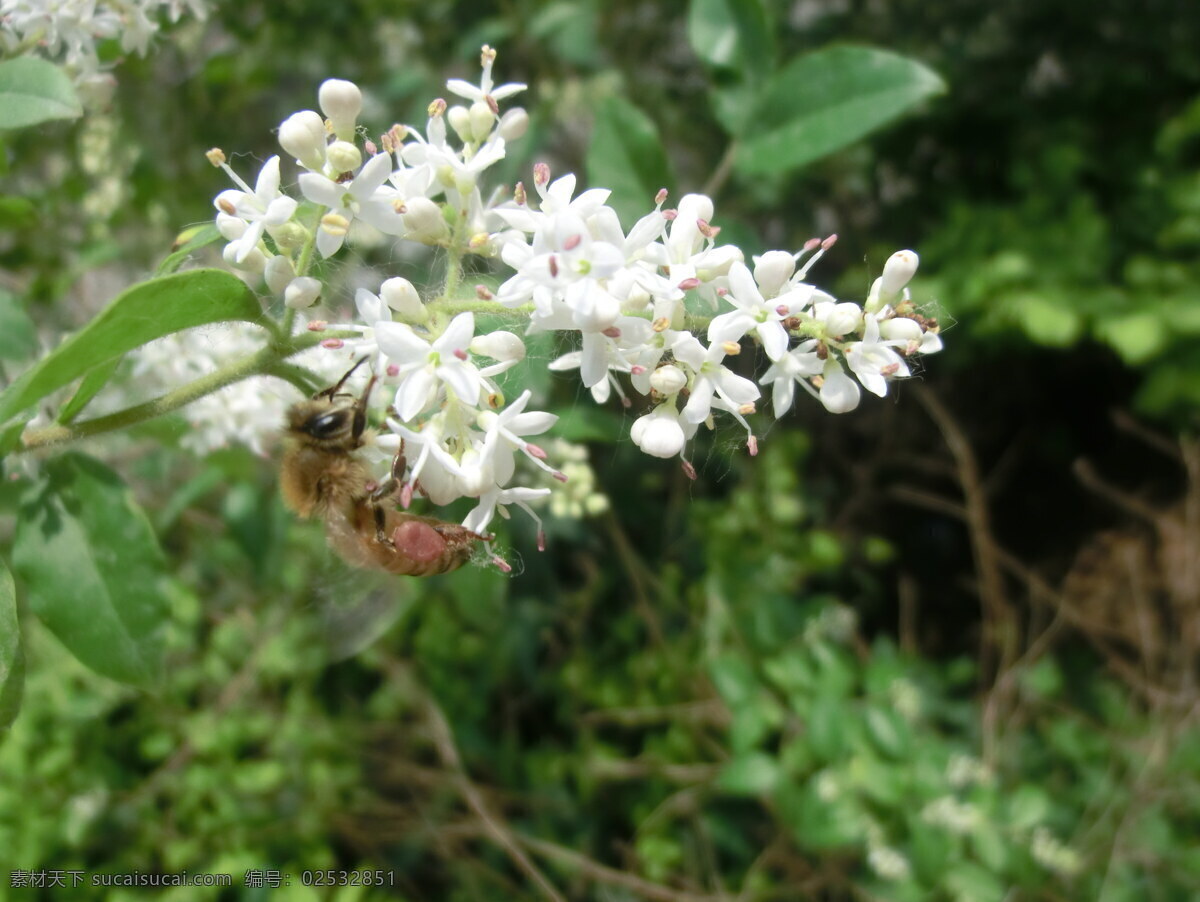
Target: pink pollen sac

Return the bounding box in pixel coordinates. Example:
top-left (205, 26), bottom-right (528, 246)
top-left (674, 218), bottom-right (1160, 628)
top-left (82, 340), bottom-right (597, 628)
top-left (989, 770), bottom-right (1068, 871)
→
top-left (563, 233), bottom-right (582, 251)
top-left (321, 338), bottom-right (345, 350)
top-left (663, 208), bottom-right (678, 221)
top-left (491, 554), bottom-right (513, 573)
top-left (548, 255), bottom-right (559, 278)
top-left (400, 482), bottom-right (414, 509)
top-left (514, 181), bottom-right (527, 205)
top-left (716, 286), bottom-right (729, 297)
top-left (364, 139), bottom-right (377, 155)
top-left (602, 326), bottom-right (621, 338)
top-left (454, 348), bottom-right (468, 361)
top-left (681, 460), bottom-right (697, 481)
top-left (804, 237), bottom-right (822, 251)
top-left (533, 162), bottom-right (550, 186)
top-left (475, 284), bottom-right (494, 300)
top-left (655, 187), bottom-right (669, 205)
top-left (630, 364), bottom-right (647, 376)
top-left (821, 233), bottom-right (838, 250)
top-left (776, 304), bottom-right (790, 316)
top-left (748, 436), bottom-right (759, 457)
top-left (486, 94), bottom-right (500, 116)
top-left (552, 470), bottom-right (568, 483)
top-left (217, 198), bottom-right (237, 216)
top-left (537, 530), bottom-right (546, 552)
top-left (881, 362), bottom-right (900, 376)
top-left (525, 442), bottom-right (547, 459)
top-left (307, 320), bottom-right (328, 331)
top-left (678, 277), bottom-right (701, 291)
top-left (621, 396), bottom-right (632, 408)
top-left (386, 363), bottom-right (400, 377)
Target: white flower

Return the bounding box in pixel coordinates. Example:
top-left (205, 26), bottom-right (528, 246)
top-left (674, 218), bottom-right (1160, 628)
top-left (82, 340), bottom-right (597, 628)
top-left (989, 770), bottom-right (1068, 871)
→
top-left (212, 155), bottom-right (298, 264)
top-left (299, 152), bottom-right (407, 256)
top-left (476, 390), bottom-right (560, 485)
top-left (759, 339), bottom-right (824, 416)
top-left (844, 314), bottom-right (911, 397)
top-left (446, 45), bottom-right (527, 108)
top-left (462, 485), bottom-right (550, 537)
top-left (670, 333), bottom-right (760, 425)
top-left (376, 312), bottom-right (483, 420)
top-left (708, 260), bottom-right (810, 361)
top-left (817, 358), bottom-right (861, 413)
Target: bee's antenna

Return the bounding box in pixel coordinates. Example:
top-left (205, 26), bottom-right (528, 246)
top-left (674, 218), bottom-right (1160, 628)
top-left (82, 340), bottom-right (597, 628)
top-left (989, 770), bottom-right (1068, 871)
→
top-left (317, 355), bottom-right (372, 400)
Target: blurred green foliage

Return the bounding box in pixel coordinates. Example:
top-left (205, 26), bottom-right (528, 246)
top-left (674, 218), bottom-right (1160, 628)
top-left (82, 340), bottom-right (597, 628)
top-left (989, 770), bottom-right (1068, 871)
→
top-left (2, 0), bottom-right (1200, 900)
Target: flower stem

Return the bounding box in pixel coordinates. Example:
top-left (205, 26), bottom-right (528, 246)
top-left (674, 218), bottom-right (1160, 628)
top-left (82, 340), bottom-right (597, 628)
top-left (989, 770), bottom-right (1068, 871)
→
top-left (16, 330), bottom-right (358, 453)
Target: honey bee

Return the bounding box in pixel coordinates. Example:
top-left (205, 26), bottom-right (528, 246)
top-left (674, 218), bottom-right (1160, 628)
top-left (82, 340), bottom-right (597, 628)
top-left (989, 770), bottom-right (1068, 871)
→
top-left (281, 358), bottom-right (486, 577)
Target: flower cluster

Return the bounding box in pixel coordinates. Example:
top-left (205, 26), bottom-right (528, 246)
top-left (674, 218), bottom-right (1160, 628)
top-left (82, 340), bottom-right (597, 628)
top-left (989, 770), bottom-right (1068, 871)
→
top-left (1, 0), bottom-right (208, 90)
top-left (206, 46), bottom-right (943, 549)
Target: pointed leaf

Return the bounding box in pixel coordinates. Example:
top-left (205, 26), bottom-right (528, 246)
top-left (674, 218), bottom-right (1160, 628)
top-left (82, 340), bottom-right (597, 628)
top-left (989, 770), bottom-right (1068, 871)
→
top-left (13, 453), bottom-right (168, 689)
top-left (736, 46), bottom-right (945, 176)
top-left (0, 557), bottom-right (23, 731)
top-left (586, 95), bottom-right (672, 228)
top-left (0, 268), bottom-right (266, 425)
top-left (687, 0), bottom-right (774, 81)
top-left (0, 57), bottom-right (83, 130)
top-left (157, 223), bottom-right (223, 275)
top-left (57, 356), bottom-right (124, 425)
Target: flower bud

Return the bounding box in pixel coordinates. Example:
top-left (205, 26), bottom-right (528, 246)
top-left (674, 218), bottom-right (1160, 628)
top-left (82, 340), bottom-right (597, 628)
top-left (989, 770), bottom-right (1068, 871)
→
top-left (650, 364), bottom-right (687, 395)
top-left (497, 108), bottom-right (529, 142)
top-left (222, 242), bottom-right (266, 273)
top-left (818, 364), bottom-right (861, 414)
top-left (470, 330), bottom-right (526, 362)
top-left (318, 79), bottom-right (362, 141)
top-left (469, 100), bottom-right (495, 142)
top-left (447, 105), bottom-right (472, 142)
top-left (264, 255), bottom-right (296, 295)
top-left (754, 250), bottom-right (796, 298)
top-left (880, 250), bottom-right (919, 297)
top-left (880, 317), bottom-right (922, 342)
top-left (215, 211), bottom-right (247, 241)
top-left (326, 140), bottom-right (362, 173)
top-left (402, 196), bottom-right (449, 243)
top-left (278, 110), bottom-right (327, 171)
top-left (631, 407), bottom-right (686, 459)
top-left (268, 220), bottom-right (307, 251)
top-left (379, 277), bottom-right (426, 320)
top-left (284, 276), bottom-right (322, 309)
top-left (822, 302), bottom-right (864, 337)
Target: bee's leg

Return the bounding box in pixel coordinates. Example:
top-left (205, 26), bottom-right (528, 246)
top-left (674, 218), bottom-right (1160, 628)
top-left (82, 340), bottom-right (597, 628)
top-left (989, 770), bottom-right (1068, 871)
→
top-left (372, 500), bottom-right (396, 548)
top-left (368, 443), bottom-right (407, 505)
top-left (350, 372), bottom-right (378, 442)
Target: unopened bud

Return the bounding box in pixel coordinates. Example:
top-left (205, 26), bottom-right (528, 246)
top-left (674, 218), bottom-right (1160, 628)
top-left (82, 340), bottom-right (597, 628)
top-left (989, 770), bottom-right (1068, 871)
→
top-left (754, 250), bottom-right (797, 298)
top-left (498, 108), bottom-right (529, 141)
top-left (447, 105), bottom-right (472, 141)
top-left (469, 100), bottom-right (495, 142)
top-left (278, 110), bottom-right (327, 171)
top-left (326, 140), bottom-right (362, 174)
top-left (470, 330), bottom-right (526, 361)
top-left (650, 364), bottom-right (687, 395)
top-left (318, 79), bottom-right (362, 141)
top-left (880, 249), bottom-right (919, 297)
top-left (402, 196), bottom-right (449, 242)
top-left (264, 254), bottom-right (296, 295)
top-left (285, 276), bottom-right (322, 309)
top-left (380, 277), bottom-right (425, 319)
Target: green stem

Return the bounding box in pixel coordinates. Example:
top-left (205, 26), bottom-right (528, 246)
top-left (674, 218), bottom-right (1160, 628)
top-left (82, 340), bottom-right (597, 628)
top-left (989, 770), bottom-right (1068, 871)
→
top-left (16, 329), bottom-right (359, 453)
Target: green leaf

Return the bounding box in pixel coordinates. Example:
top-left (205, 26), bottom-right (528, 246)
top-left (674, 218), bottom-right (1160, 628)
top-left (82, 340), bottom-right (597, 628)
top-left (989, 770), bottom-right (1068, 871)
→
top-left (735, 46), bottom-right (945, 177)
top-left (13, 453), bottom-right (168, 688)
top-left (157, 223), bottom-right (223, 275)
top-left (0, 269), bottom-right (265, 425)
top-left (1095, 311), bottom-right (1167, 364)
top-left (56, 356), bottom-right (123, 425)
top-left (0, 194), bottom-right (37, 229)
top-left (0, 289), bottom-right (37, 361)
top-left (718, 751), bottom-right (781, 795)
top-left (687, 0), bottom-right (774, 81)
top-left (0, 57), bottom-right (83, 130)
top-left (0, 557), bottom-right (23, 732)
top-left (586, 95), bottom-right (672, 228)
